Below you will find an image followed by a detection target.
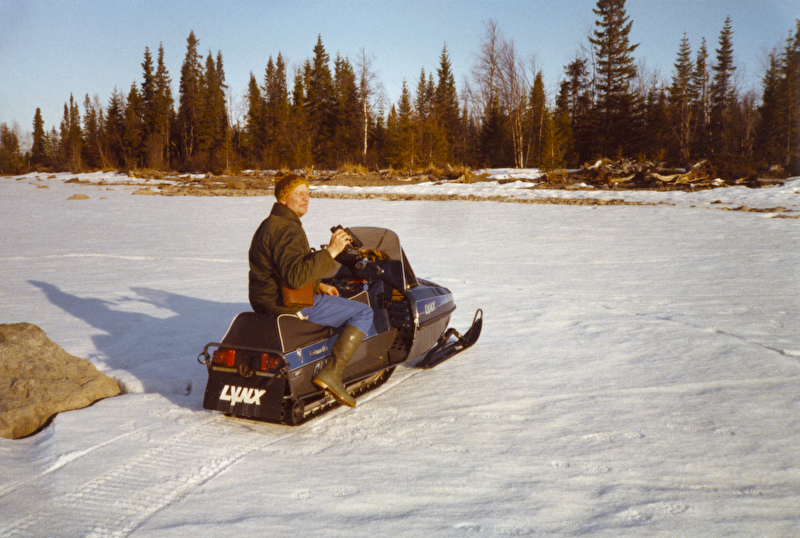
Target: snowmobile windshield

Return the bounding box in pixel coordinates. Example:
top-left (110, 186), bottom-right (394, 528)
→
top-left (346, 227), bottom-right (418, 289)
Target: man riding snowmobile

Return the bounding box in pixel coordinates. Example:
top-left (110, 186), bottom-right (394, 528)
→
top-left (248, 174), bottom-right (373, 408)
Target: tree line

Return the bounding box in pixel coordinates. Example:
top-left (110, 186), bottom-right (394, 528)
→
top-left (2, 0), bottom-right (799, 177)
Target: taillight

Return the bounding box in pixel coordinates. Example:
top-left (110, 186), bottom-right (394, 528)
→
top-left (261, 353), bottom-right (283, 372)
top-left (212, 348), bottom-right (236, 367)
top-left (212, 348), bottom-right (283, 373)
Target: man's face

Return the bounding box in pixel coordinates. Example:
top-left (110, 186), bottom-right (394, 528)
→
top-left (282, 183), bottom-right (310, 218)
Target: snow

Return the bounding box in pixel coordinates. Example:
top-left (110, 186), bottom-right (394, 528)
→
top-left (1, 170), bottom-right (799, 537)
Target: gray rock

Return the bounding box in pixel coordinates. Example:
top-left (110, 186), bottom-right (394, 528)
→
top-left (0, 323), bottom-right (120, 439)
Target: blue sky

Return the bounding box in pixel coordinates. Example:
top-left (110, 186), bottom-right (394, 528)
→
top-left (1, 0), bottom-right (797, 136)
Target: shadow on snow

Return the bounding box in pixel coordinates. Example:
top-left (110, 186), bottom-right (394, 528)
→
top-left (28, 280), bottom-right (249, 411)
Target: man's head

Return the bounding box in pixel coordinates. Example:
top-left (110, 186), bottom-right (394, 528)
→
top-left (275, 174), bottom-right (310, 217)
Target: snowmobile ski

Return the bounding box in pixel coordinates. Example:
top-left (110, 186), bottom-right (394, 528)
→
top-left (416, 309), bottom-right (482, 369)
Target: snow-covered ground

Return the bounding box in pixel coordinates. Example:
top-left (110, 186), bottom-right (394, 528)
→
top-left (1, 171), bottom-right (799, 537)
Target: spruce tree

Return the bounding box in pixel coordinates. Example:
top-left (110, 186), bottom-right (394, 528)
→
top-left (288, 61), bottom-right (313, 167)
top-left (152, 44), bottom-right (174, 168)
top-left (333, 54), bottom-right (361, 165)
top-left (757, 51), bottom-right (786, 168)
top-left (31, 108), bottom-right (47, 168)
top-left (669, 33), bottom-right (695, 164)
top-left (690, 38), bottom-right (710, 158)
top-left (528, 71), bottom-right (546, 167)
top-left (588, 0), bottom-right (639, 158)
top-left (60, 95), bottom-right (83, 170)
top-left (434, 45), bottom-right (460, 162)
top-left (307, 36), bottom-right (336, 166)
top-left (177, 31), bottom-right (203, 165)
top-left (785, 21), bottom-right (800, 173)
top-left (124, 83), bottom-right (145, 168)
top-left (244, 71), bottom-right (264, 164)
top-left (197, 50), bottom-right (228, 170)
top-left (141, 46), bottom-right (157, 165)
top-left (0, 123), bottom-right (22, 174)
top-left (105, 88), bottom-right (126, 168)
top-left (708, 16), bottom-right (736, 160)
top-left (260, 53), bottom-right (291, 167)
top-left (390, 80), bottom-right (415, 169)
top-left (560, 56), bottom-right (592, 165)
top-left (82, 94), bottom-right (103, 169)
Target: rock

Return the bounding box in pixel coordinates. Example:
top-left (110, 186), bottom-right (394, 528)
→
top-left (0, 323), bottom-right (120, 439)
top-left (132, 188), bottom-right (157, 195)
top-left (67, 193), bottom-right (89, 200)
top-left (226, 180), bottom-right (247, 190)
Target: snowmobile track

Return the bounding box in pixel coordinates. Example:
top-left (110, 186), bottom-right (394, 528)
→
top-left (0, 367), bottom-right (428, 538)
top-left (0, 416), bottom-right (297, 538)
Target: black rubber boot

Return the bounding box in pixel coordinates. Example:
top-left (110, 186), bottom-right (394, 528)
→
top-left (312, 325), bottom-right (365, 407)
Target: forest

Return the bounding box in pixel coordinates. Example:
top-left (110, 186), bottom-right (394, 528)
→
top-left (1, 0), bottom-right (799, 178)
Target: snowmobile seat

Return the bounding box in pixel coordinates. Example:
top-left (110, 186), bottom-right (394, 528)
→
top-left (220, 312), bottom-right (333, 353)
top-left (221, 292), bottom-right (371, 353)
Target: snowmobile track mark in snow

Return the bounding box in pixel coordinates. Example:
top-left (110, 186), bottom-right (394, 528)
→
top-left (0, 417), bottom-right (296, 538)
top-left (0, 424), bottom-right (160, 501)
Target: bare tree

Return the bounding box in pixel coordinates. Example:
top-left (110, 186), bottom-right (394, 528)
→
top-left (355, 48), bottom-right (382, 159)
top-left (472, 20), bottom-right (502, 121)
top-left (497, 39), bottom-right (532, 167)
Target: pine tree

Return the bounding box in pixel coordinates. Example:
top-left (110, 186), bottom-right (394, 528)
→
top-left (548, 91), bottom-right (573, 169)
top-left (288, 61), bottom-right (313, 167)
top-left (141, 46), bottom-right (157, 165)
top-left (389, 80), bottom-right (415, 169)
top-left (527, 71), bottom-right (546, 167)
top-left (124, 83), bottom-right (145, 168)
top-left (757, 20), bottom-right (800, 174)
top-left (588, 0), bottom-right (639, 158)
top-left (640, 84), bottom-right (671, 161)
top-left (152, 44), bottom-right (174, 168)
top-left (559, 55), bottom-right (592, 165)
top-left (105, 88), bottom-right (126, 168)
top-left (262, 54), bottom-right (292, 167)
top-left (708, 16), bottom-right (736, 160)
top-left (31, 108), bottom-right (47, 168)
top-left (60, 95), bottom-right (83, 170)
top-left (197, 50), bottom-right (228, 170)
top-left (690, 38), bottom-right (710, 158)
top-left (306, 36), bottom-right (336, 166)
top-left (244, 71), bottom-right (264, 164)
top-left (261, 56), bottom-right (278, 165)
top-left (669, 33), bottom-right (695, 164)
top-left (177, 31), bottom-right (203, 165)
top-left (787, 21), bottom-right (800, 174)
top-left (0, 123), bottom-right (23, 174)
top-left (434, 45), bottom-right (460, 162)
top-left (479, 97), bottom-right (512, 167)
top-left (82, 94), bottom-right (103, 169)
top-left (332, 54), bottom-right (361, 165)
top-left (756, 51), bottom-right (786, 168)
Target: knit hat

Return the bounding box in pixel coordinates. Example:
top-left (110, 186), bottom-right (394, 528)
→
top-left (274, 174), bottom-right (309, 203)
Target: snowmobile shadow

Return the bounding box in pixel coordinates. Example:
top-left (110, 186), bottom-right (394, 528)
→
top-left (28, 280), bottom-right (247, 411)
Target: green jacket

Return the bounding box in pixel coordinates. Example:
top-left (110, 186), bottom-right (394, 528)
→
top-left (248, 203), bottom-right (336, 315)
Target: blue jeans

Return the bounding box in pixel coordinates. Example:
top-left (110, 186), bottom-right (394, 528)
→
top-left (300, 294), bottom-right (375, 336)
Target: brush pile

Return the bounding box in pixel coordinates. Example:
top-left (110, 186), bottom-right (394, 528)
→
top-left (540, 159), bottom-right (775, 191)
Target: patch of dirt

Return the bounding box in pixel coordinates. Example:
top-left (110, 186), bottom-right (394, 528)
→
top-left (52, 165), bottom-right (794, 214)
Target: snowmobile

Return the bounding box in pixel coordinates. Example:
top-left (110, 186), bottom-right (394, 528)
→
top-left (197, 226), bottom-right (482, 425)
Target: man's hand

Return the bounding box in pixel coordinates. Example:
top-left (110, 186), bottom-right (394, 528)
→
top-left (318, 282), bottom-right (340, 296)
top-left (326, 228), bottom-right (352, 258)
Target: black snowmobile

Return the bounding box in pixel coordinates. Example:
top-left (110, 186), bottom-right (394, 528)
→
top-left (197, 226), bottom-right (482, 425)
